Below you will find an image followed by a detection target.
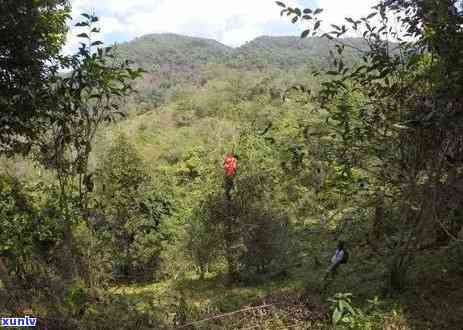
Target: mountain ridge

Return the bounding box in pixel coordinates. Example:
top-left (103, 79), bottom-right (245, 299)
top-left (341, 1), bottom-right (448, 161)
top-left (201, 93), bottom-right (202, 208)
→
top-left (114, 33), bottom-right (367, 106)
top-left (115, 32), bottom-right (366, 69)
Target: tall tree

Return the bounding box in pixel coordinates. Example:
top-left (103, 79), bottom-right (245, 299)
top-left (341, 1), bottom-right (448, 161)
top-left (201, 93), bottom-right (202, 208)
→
top-left (0, 0), bottom-right (70, 154)
top-left (32, 13), bottom-right (143, 280)
top-left (281, 0), bottom-right (463, 291)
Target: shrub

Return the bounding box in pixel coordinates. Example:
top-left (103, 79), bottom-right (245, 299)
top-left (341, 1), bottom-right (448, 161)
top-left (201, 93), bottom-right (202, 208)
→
top-left (94, 134), bottom-right (171, 282)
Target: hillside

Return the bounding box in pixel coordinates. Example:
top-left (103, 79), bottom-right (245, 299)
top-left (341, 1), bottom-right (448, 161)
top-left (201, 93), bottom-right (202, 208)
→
top-left (232, 36), bottom-right (366, 69)
top-left (4, 2), bottom-right (463, 330)
top-left (116, 33), bottom-right (233, 70)
top-left (115, 33), bottom-right (234, 106)
top-left (117, 33), bottom-right (366, 71)
top-left (115, 33), bottom-right (367, 107)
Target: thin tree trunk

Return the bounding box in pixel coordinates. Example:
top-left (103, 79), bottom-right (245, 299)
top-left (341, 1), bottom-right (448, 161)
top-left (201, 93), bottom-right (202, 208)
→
top-left (224, 176), bottom-right (239, 283)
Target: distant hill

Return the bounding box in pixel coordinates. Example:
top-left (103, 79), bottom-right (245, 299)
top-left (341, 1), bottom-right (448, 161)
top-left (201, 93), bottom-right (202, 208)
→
top-left (115, 33), bottom-right (233, 70)
top-left (233, 36), bottom-right (366, 69)
top-left (114, 33), bottom-right (367, 106)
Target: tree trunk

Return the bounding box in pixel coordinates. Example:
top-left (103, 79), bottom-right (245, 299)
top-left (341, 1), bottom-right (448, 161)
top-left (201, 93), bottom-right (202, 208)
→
top-left (224, 176), bottom-right (240, 283)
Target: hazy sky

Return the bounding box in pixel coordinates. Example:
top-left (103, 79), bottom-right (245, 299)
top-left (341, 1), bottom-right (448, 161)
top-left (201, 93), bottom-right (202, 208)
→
top-left (65, 0), bottom-right (378, 54)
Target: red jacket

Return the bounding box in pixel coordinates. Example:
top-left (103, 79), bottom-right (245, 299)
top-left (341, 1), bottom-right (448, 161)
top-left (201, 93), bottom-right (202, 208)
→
top-left (224, 156), bottom-right (237, 177)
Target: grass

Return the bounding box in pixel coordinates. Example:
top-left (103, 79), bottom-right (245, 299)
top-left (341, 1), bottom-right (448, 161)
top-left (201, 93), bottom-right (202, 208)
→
top-left (100, 244), bottom-right (463, 330)
top-left (104, 258), bottom-right (400, 329)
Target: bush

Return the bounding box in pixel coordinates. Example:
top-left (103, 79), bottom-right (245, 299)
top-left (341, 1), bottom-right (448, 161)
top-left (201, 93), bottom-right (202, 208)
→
top-left (186, 208), bottom-right (223, 278)
top-left (187, 172), bottom-right (297, 282)
top-left (94, 134), bottom-right (171, 282)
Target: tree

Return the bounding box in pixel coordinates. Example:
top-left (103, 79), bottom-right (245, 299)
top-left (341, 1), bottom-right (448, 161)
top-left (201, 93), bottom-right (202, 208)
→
top-left (29, 13), bottom-right (143, 280)
top-left (95, 134), bottom-right (170, 281)
top-left (0, 0), bottom-right (70, 154)
top-left (280, 0), bottom-right (463, 291)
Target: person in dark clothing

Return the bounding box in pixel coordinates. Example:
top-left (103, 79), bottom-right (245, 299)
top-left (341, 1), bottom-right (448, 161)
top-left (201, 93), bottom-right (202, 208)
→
top-left (323, 241), bottom-right (347, 287)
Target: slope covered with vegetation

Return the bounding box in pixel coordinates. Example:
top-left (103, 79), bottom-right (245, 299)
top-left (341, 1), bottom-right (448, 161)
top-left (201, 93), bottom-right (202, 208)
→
top-left (1, 1), bottom-right (463, 329)
top-left (232, 36), bottom-right (366, 69)
top-left (116, 34), bottom-right (367, 107)
top-left (117, 33), bottom-right (233, 70)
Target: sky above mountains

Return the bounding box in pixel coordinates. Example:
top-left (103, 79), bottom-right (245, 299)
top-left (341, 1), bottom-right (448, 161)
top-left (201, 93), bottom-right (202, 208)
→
top-left (65, 0), bottom-right (377, 54)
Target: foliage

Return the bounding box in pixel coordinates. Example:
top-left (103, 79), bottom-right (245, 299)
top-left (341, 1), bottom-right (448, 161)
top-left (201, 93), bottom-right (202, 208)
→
top-left (281, 0), bottom-right (463, 293)
top-left (0, 175), bottom-right (37, 287)
top-left (185, 129), bottom-right (300, 282)
top-left (29, 12), bottom-right (144, 280)
top-left (95, 134), bottom-right (170, 281)
top-left (109, 32), bottom-right (370, 110)
top-left (3, 1), bottom-right (463, 328)
top-left (0, 175), bottom-right (70, 292)
top-left (329, 293), bottom-right (386, 330)
top-left (0, 0), bottom-right (70, 154)
top-left (446, 240), bottom-right (463, 274)
top-left (186, 203), bottom-right (223, 278)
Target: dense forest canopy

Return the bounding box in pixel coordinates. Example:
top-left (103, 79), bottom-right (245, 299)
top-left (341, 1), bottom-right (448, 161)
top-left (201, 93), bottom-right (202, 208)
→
top-left (1, 0), bottom-right (463, 329)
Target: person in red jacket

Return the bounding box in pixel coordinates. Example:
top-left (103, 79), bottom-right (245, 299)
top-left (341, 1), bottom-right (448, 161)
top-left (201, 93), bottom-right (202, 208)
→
top-left (224, 154), bottom-right (238, 177)
top-left (223, 154), bottom-right (238, 199)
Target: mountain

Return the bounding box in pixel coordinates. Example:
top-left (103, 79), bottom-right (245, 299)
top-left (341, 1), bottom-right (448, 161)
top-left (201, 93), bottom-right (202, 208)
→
top-left (115, 33), bottom-right (235, 107)
top-left (114, 33), bottom-right (367, 106)
top-left (115, 33), bottom-right (233, 70)
top-left (117, 33), bottom-right (366, 71)
top-left (233, 36), bottom-right (366, 69)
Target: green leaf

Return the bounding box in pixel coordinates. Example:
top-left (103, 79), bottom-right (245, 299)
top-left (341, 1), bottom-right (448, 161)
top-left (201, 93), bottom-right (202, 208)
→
top-left (303, 8), bottom-right (312, 14)
top-left (292, 16), bottom-right (298, 24)
top-left (367, 12), bottom-right (378, 19)
top-left (333, 308), bottom-right (343, 324)
top-left (77, 33), bottom-right (90, 39)
top-left (339, 301), bottom-right (350, 313)
top-left (345, 302), bottom-right (356, 315)
top-left (275, 1), bottom-right (286, 7)
top-left (91, 41), bottom-right (104, 47)
top-left (314, 20), bottom-right (321, 30)
top-left (301, 29), bottom-right (311, 38)
top-left (345, 17), bottom-right (354, 24)
top-left (303, 15), bottom-right (312, 20)
top-left (314, 8), bottom-right (323, 15)
top-left (322, 33), bottom-right (334, 40)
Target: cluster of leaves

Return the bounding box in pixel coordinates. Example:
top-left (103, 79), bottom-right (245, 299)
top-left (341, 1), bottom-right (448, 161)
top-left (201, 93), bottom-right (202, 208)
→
top-left (0, 2), bottom-right (155, 322)
top-left (183, 123), bottom-right (305, 282)
top-left (93, 134), bottom-right (171, 282)
top-left (278, 0), bottom-right (463, 292)
top-left (0, 0), bottom-right (70, 154)
top-left (329, 293), bottom-right (386, 330)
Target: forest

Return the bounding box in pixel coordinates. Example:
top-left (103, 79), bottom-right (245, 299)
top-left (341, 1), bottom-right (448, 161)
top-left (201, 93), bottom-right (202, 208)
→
top-left (1, 0), bottom-right (463, 329)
